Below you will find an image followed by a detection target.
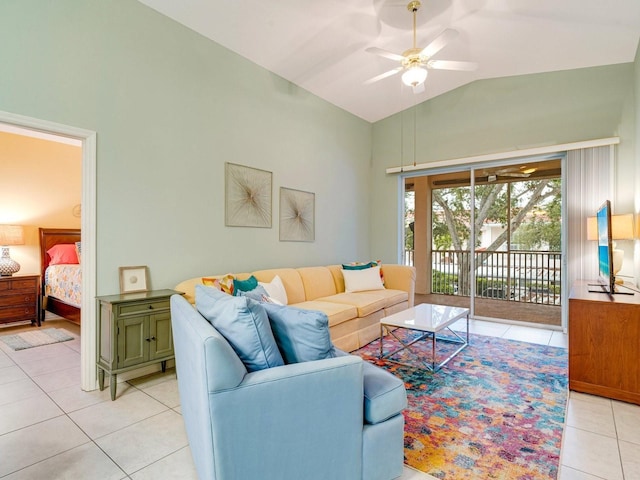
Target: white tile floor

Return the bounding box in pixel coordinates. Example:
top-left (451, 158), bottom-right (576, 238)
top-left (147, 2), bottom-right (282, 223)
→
top-left (0, 316), bottom-right (638, 479)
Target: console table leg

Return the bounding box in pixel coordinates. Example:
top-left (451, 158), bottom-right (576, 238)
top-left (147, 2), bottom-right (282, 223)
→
top-left (98, 368), bottom-right (105, 391)
top-left (110, 374), bottom-right (117, 401)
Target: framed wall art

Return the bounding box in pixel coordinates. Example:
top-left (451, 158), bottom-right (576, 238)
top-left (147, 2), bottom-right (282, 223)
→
top-left (279, 187), bottom-right (315, 242)
top-left (225, 162), bottom-right (272, 228)
top-left (119, 265), bottom-right (149, 293)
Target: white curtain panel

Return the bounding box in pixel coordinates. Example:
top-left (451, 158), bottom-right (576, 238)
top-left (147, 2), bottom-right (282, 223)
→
top-left (566, 145), bottom-right (613, 287)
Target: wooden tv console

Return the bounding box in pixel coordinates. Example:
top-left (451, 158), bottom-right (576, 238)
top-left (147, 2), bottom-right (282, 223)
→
top-left (569, 280), bottom-right (640, 405)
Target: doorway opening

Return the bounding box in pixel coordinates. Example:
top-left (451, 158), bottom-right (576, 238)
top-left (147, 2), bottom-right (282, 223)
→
top-left (0, 111), bottom-right (97, 391)
top-left (404, 158), bottom-right (562, 327)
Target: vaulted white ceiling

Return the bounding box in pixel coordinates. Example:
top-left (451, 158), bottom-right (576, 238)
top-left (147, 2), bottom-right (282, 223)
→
top-left (139, 0), bottom-right (640, 123)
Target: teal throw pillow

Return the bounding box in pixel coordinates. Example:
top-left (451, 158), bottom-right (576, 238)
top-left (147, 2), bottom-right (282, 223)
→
top-left (342, 262), bottom-right (377, 270)
top-left (262, 303), bottom-right (336, 364)
top-left (233, 275), bottom-right (259, 295)
top-left (195, 285), bottom-right (284, 372)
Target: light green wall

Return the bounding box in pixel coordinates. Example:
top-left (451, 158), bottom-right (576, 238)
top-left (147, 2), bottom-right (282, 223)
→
top-left (0, 1), bottom-right (372, 294)
top-left (371, 64), bottom-right (637, 263)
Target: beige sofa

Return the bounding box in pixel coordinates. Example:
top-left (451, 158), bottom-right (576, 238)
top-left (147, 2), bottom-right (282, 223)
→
top-left (175, 264), bottom-right (416, 352)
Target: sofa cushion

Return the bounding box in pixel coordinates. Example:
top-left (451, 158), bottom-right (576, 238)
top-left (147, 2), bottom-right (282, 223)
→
top-left (195, 285), bottom-right (284, 372)
top-left (262, 303), bottom-right (336, 364)
top-left (296, 267), bottom-right (337, 301)
top-left (292, 300), bottom-right (357, 327)
top-left (318, 292), bottom-right (389, 318)
top-left (252, 269), bottom-right (305, 304)
top-left (336, 349), bottom-right (407, 424)
top-left (342, 266), bottom-right (385, 293)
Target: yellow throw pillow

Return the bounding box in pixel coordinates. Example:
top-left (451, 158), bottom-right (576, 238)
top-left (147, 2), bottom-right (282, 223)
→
top-left (202, 274), bottom-right (235, 295)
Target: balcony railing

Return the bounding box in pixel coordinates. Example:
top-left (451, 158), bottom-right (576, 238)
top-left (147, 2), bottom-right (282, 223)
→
top-left (404, 249), bottom-right (562, 306)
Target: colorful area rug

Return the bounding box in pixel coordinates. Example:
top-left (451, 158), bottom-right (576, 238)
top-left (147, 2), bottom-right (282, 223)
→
top-left (0, 328), bottom-right (74, 351)
top-left (355, 331), bottom-right (567, 479)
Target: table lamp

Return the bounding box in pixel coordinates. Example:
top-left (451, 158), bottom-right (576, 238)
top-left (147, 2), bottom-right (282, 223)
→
top-left (587, 213), bottom-right (634, 278)
top-left (0, 225), bottom-right (25, 276)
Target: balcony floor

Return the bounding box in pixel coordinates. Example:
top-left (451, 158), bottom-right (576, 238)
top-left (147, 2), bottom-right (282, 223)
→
top-left (416, 293), bottom-right (562, 327)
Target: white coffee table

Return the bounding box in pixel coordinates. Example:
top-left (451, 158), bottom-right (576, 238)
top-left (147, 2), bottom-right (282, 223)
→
top-left (379, 303), bottom-right (469, 372)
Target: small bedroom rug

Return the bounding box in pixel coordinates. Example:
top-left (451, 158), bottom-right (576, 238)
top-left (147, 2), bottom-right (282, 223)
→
top-left (0, 328), bottom-right (75, 351)
top-left (355, 331), bottom-right (568, 480)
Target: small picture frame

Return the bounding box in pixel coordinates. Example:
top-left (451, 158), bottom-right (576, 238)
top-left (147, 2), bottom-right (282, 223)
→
top-left (119, 266), bottom-right (149, 293)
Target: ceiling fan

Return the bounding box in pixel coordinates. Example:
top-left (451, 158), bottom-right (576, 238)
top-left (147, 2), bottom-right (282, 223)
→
top-left (365, 0), bottom-right (477, 93)
top-left (484, 166), bottom-right (538, 182)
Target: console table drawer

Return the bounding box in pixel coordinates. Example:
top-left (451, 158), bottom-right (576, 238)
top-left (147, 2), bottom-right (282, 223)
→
top-left (118, 300), bottom-right (170, 316)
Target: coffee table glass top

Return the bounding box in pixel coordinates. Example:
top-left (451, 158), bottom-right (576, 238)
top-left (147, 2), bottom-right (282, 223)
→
top-left (381, 303), bottom-right (469, 332)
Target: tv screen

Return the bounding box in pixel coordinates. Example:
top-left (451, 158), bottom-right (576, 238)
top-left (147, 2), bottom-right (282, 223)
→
top-left (596, 200), bottom-right (614, 293)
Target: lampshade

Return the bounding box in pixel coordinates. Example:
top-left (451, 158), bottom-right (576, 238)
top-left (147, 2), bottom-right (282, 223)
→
top-left (0, 225), bottom-right (24, 276)
top-left (611, 213), bottom-right (634, 240)
top-left (402, 65), bottom-right (427, 87)
top-left (0, 225), bottom-right (24, 246)
top-left (586, 214), bottom-right (635, 241)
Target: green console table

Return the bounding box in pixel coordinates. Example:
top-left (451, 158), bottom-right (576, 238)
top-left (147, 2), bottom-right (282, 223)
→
top-left (96, 289), bottom-right (180, 400)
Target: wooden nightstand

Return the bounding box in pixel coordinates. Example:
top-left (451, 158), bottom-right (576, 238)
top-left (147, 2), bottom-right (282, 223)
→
top-left (96, 289), bottom-right (180, 400)
top-left (0, 274), bottom-right (41, 327)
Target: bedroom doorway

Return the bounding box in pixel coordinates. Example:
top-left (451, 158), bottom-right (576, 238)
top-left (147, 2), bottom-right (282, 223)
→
top-left (0, 111), bottom-right (97, 391)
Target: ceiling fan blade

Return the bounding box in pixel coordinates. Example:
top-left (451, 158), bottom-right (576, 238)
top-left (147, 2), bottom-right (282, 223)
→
top-left (365, 46), bottom-right (406, 62)
top-left (427, 59), bottom-right (478, 71)
top-left (501, 172), bottom-right (530, 178)
top-left (419, 28), bottom-right (458, 58)
top-left (412, 83), bottom-right (425, 94)
top-left (364, 66), bottom-right (403, 85)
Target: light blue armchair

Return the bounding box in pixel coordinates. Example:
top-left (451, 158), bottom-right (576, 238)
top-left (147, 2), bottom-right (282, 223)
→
top-left (170, 294), bottom-right (406, 480)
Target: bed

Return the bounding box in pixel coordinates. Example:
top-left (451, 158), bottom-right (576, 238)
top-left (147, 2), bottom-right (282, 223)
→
top-left (39, 228), bottom-right (82, 325)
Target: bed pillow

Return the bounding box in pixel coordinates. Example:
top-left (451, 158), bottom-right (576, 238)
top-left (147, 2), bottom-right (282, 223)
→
top-left (342, 266), bottom-right (385, 293)
top-left (262, 303), bottom-right (336, 364)
top-left (195, 285), bottom-right (283, 372)
top-left (47, 244), bottom-right (79, 265)
top-left (258, 275), bottom-right (288, 305)
top-left (74, 242), bottom-right (82, 264)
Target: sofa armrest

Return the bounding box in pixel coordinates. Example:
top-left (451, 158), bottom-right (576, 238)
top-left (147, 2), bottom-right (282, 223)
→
top-left (210, 355), bottom-right (365, 479)
top-left (382, 264), bottom-right (416, 307)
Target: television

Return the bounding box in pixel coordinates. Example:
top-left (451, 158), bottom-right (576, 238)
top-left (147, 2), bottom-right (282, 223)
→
top-left (595, 200), bottom-right (615, 293)
top-left (589, 200), bottom-right (633, 295)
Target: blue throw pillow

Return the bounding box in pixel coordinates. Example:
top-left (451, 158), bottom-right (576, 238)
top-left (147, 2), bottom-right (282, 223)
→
top-left (195, 285), bottom-right (284, 372)
top-left (237, 285), bottom-right (270, 302)
top-left (262, 303), bottom-right (336, 364)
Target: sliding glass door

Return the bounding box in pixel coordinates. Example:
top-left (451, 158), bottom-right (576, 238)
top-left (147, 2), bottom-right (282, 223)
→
top-left (404, 158), bottom-right (562, 327)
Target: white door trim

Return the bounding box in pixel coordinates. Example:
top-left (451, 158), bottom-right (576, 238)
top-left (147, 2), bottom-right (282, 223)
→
top-left (0, 110), bottom-right (97, 391)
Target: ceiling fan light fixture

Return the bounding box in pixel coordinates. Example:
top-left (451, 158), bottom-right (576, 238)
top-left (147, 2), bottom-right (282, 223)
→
top-left (402, 65), bottom-right (427, 87)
